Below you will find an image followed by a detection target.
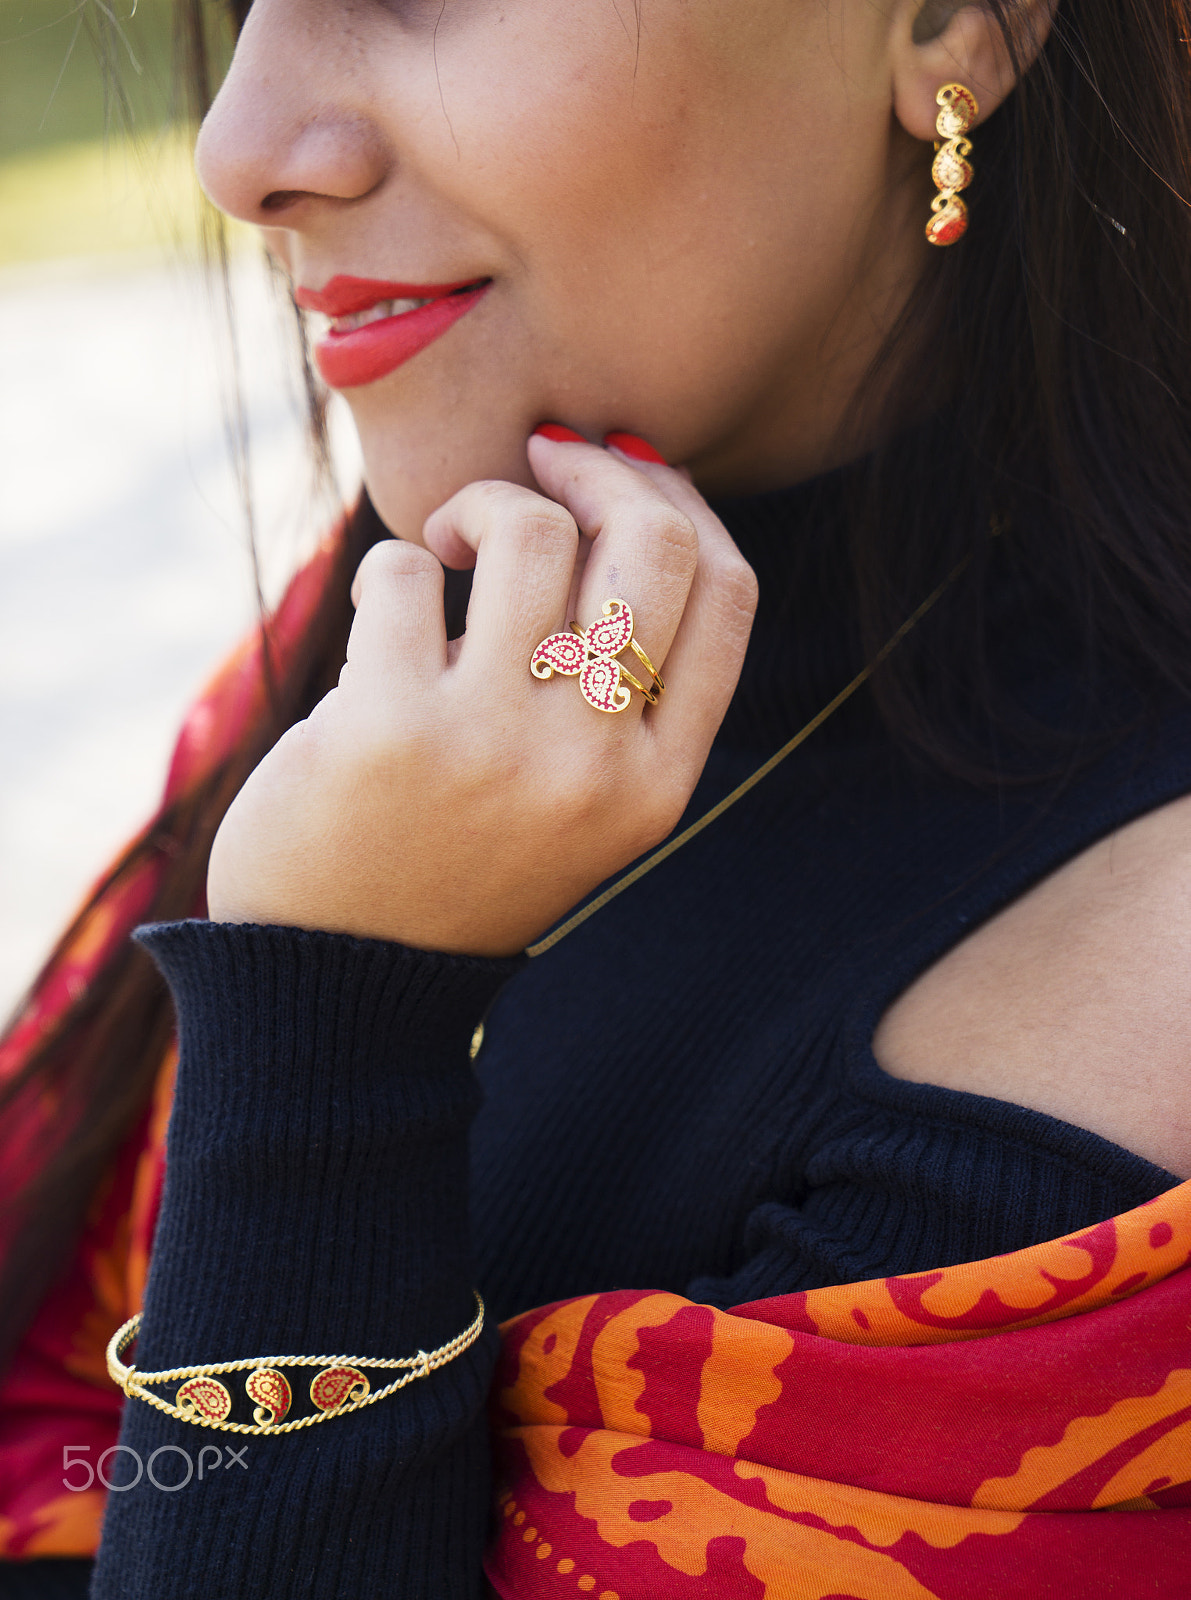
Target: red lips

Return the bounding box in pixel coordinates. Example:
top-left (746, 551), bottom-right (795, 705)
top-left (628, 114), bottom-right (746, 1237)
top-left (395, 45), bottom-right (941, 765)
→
top-left (295, 275), bottom-right (491, 389)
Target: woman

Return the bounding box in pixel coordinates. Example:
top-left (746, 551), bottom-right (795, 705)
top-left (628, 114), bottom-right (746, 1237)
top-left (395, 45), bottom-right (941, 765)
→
top-left (2, 0), bottom-right (1189, 1593)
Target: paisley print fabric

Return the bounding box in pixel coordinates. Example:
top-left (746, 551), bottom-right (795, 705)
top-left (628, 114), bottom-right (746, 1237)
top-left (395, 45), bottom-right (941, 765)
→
top-left (487, 1184), bottom-right (1191, 1598)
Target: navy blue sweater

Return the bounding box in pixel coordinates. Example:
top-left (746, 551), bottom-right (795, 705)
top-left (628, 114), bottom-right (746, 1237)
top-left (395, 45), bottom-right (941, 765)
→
top-left (30, 478), bottom-right (1189, 1599)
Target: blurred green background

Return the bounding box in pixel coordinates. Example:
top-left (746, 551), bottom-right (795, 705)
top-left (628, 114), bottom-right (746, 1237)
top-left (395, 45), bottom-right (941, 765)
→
top-left (1, 0), bottom-right (229, 264)
top-left (0, 0), bottom-right (355, 1022)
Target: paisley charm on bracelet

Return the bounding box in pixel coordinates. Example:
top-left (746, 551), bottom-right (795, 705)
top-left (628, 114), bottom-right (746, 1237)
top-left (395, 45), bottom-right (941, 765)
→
top-left (176, 1376), bottom-right (233, 1425)
top-left (531, 598), bottom-right (664, 713)
top-left (310, 1365), bottom-right (371, 1413)
top-left (245, 1367), bottom-right (293, 1428)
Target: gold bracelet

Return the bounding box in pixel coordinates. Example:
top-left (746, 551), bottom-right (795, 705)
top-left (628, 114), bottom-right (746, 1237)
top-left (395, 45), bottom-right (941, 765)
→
top-left (105, 1291), bottom-right (485, 1435)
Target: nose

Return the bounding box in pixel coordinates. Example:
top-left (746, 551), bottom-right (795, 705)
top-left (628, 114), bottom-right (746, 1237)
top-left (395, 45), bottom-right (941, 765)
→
top-left (194, 0), bottom-right (390, 226)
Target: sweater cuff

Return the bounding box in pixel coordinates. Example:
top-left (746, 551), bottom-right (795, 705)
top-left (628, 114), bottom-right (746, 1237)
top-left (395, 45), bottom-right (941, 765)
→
top-left (130, 919), bottom-right (522, 1368)
top-left (134, 917), bottom-right (523, 1073)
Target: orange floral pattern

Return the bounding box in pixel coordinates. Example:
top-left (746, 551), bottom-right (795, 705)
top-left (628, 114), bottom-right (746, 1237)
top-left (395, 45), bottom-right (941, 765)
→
top-left (487, 1184), bottom-right (1191, 1598)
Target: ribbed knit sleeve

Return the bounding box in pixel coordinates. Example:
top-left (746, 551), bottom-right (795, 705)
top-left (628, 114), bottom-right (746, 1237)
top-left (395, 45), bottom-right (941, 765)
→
top-left (90, 920), bottom-right (522, 1600)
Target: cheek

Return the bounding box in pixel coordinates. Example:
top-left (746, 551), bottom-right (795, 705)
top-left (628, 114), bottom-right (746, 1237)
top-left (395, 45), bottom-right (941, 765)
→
top-left (435, 21), bottom-right (670, 227)
top-left (429, 11), bottom-right (876, 351)
top-left (347, 0), bottom-right (901, 516)
top-left (416, 6), bottom-right (732, 243)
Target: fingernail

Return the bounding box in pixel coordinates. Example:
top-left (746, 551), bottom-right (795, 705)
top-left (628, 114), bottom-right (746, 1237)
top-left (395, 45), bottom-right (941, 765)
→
top-left (533, 423), bottom-right (587, 443)
top-left (603, 431), bottom-right (668, 465)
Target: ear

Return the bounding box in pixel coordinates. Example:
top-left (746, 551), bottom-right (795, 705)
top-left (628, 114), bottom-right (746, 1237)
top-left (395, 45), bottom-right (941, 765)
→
top-left (890, 0), bottom-right (1058, 141)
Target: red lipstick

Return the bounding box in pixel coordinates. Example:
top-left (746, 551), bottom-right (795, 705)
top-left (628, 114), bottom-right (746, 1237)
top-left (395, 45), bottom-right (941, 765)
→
top-left (295, 275), bottom-right (491, 390)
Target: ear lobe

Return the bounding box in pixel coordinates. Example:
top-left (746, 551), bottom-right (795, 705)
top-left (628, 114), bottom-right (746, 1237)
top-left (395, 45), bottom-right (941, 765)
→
top-left (892, 0), bottom-right (1057, 141)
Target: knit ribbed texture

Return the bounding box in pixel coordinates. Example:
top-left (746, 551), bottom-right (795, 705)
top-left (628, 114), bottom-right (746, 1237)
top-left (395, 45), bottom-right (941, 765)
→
top-left (472, 698), bottom-right (1184, 1321)
top-left (91, 923), bottom-right (518, 1600)
top-left (77, 473), bottom-right (1190, 1599)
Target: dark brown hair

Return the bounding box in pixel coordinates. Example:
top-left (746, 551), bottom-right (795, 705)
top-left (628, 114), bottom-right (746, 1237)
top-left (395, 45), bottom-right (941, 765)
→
top-left (2, 0), bottom-right (1191, 1364)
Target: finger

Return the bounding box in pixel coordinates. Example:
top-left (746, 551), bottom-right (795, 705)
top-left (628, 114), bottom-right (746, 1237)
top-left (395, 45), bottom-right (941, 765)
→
top-left (527, 433), bottom-right (700, 677)
top-left (423, 479), bottom-right (580, 672)
top-left (601, 445), bottom-right (759, 760)
top-left (602, 440), bottom-right (753, 599)
top-left (344, 538), bottom-right (448, 694)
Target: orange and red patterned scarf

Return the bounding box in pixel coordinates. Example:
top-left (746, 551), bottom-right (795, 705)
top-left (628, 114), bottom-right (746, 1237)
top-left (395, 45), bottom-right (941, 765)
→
top-left (487, 1186), bottom-right (1191, 1597)
top-left (2, 540), bottom-right (1189, 1592)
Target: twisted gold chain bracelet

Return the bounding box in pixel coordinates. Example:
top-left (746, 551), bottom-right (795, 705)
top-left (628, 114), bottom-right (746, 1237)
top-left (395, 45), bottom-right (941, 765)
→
top-left (105, 1291), bottom-right (485, 1435)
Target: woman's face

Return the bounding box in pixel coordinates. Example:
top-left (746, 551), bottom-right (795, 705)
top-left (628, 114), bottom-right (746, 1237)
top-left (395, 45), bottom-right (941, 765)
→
top-left (197, 0), bottom-right (929, 539)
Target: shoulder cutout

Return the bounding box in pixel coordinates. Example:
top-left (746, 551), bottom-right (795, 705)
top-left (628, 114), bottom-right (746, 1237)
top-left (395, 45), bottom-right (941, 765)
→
top-left (873, 791), bottom-right (1191, 1179)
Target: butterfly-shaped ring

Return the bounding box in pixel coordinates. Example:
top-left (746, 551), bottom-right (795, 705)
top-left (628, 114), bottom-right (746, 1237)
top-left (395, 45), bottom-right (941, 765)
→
top-left (530, 599), bottom-right (665, 714)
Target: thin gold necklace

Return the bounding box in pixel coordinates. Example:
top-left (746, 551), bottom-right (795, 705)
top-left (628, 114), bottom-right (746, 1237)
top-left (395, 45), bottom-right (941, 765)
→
top-left (524, 562), bottom-right (960, 959)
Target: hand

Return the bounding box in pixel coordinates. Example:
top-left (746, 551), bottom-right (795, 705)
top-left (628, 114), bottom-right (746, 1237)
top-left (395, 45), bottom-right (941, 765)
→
top-left (206, 433), bottom-right (759, 957)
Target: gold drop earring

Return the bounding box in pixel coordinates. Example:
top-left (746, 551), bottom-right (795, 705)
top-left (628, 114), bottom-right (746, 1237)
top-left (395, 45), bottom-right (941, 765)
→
top-left (926, 83), bottom-right (978, 247)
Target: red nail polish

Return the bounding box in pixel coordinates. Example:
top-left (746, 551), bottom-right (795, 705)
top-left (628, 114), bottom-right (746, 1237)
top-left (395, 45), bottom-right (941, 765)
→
top-left (533, 423), bottom-right (587, 444)
top-left (603, 431), bottom-right (668, 465)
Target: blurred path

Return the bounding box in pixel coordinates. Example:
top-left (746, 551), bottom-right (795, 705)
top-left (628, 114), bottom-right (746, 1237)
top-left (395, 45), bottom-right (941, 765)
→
top-left (0, 252), bottom-right (361, 1016)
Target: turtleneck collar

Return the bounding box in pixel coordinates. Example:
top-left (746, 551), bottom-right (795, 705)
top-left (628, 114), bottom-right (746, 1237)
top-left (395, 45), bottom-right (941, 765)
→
top-left (708, 446), bottom-right (1163, 777)
top-left (710, 468), bottom-right (870, 750)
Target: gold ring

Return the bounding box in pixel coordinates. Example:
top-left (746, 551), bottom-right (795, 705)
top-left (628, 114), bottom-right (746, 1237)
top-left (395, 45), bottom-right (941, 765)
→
top-left (530, 598), bottom-right (666, 714)
top-left (568, 626), bottom-right (664, 705)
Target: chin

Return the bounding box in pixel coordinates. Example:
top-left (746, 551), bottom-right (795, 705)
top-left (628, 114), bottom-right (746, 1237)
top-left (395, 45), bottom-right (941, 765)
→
top-left (353, 413), bottom-right (539, 546)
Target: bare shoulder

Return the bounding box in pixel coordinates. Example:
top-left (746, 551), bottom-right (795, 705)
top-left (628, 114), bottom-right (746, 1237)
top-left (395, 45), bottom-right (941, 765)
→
top-left (873, 791), bottom-right (1191, 1180)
